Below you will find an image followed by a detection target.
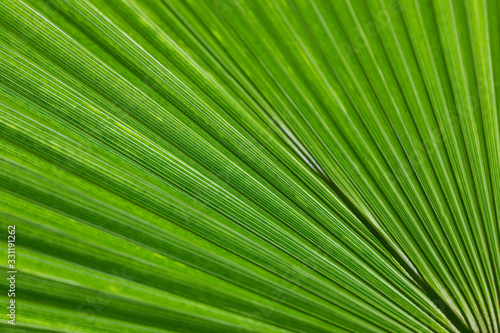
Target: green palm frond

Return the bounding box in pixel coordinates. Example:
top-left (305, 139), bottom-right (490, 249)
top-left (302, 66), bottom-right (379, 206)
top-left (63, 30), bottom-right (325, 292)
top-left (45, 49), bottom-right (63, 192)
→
top-left (0, 0), bottom-right (498, 332)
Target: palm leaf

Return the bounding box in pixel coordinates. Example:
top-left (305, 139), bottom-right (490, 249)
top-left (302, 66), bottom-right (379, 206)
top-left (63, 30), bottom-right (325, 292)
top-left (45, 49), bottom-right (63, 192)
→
top-left (0, 0), bottom-right (498, 332)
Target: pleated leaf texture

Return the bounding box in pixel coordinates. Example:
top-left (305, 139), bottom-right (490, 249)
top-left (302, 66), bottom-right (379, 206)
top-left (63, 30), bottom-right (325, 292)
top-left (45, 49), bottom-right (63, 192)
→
top-left (0, 0), bottom-right (499, 332)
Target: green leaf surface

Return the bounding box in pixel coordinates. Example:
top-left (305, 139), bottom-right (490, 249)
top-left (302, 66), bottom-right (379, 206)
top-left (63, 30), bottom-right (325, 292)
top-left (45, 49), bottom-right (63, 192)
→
top-left (0, 0), bottom-right (498, 332)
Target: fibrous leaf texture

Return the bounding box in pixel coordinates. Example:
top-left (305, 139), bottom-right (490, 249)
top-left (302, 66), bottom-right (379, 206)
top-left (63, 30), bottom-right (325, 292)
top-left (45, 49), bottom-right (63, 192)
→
top-left (0, 0), bottom-right (498, 332)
